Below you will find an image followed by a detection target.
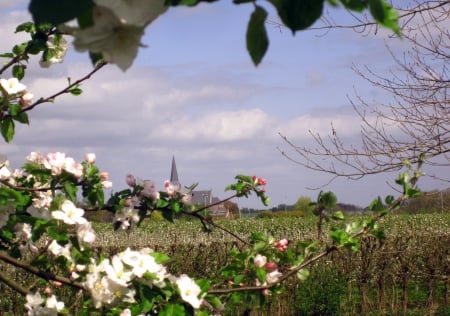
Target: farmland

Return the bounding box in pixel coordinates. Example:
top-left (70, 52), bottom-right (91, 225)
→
top-left (90, 212), bottom-right (450, 315)
top-left (1, 212), bottom-right (449, 315)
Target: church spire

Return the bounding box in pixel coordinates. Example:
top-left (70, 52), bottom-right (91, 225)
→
top-left (170, 155), bottom-right (180, 185)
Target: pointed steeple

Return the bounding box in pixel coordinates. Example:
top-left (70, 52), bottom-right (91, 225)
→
top-left (170, 155), bottom-right (180, 186)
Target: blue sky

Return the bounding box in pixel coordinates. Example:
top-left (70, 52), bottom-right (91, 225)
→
top-left (1, 1), bottom-right (446, 209)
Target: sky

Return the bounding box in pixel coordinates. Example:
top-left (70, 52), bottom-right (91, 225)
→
top-left (0, 1), bottom-right (447, 209)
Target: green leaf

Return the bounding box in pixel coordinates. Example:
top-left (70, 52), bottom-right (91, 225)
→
top-left (0, 53), bottom-right (14, 58)
top-left (151, 252), bottom-right (171, 264)
top-left (268, 0), bottom-right (325, 34)
top-left (29, 0), bottom-right (95, 25)
top-left (12, 65), bottom-right (25, 80)
top-left (250, 232), bottom-right (267, 242)
top-left (246, 6), bottom-right (269, 66)
top-left (13, 112), bottom-right (29, 124)
top-left (368, 0), bottom-right (400, 35)
top-left (63, 181), bottom-right (77, 202)
top-left (159, 303), bottom-right (185, 316)
top-left (15, 22), bottom-right (35, 33)
top-left (8, 104), bottom-right (21, 117)
top-left (69, 88), bottom-right (83, 96)
top-left (338, 0), bottom-right (367, 12)
top-left (256, 267), bottom-right (267, 283)
top-left (296, 268), bottom-right (310, 281)
top-left (1, 118), bottom-right (15, 142)
top-left (13, 43), bottom-right (28, 56)
top-left (369, 196), bottom-right (385, 213)
top-left (331, 210), bottom-right (345, 220)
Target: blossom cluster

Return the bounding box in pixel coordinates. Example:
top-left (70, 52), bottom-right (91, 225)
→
top-left (0, 77), bottom-right (33, 107)
top-left (83, 247), bottom-right (204, 310)
top-left (115, 174), bottom-right (192, 229)
top-left (25, 291), bottom-right (65, 316)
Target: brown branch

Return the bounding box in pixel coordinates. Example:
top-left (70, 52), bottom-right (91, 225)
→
top-left (4, 61), bottom-right (107, 119)
top-left (0, 251), bottom-right (84, 290)
top-left (0, 268), bottom-right (30, 296)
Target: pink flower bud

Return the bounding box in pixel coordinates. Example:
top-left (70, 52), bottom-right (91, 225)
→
top-left (85, 153), bottom-right (96, 163)
top-left (126, 174), bottom-right (136, 187)
top-left (254, 254), bottom-right (267, 268)
top-left (258, 178), bottom-right (267, 186)
top-left (44, 287), bottom-right (53, 295)
top-left (100, 171), bottom-right (109, 180)
top-left (265, 261), bottom-right (277, 271)
top-left (262, 289), bottom-right (270, 296)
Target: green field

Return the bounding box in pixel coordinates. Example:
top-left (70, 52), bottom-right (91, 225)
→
top-left (1, 213), bottom-right (449, 315)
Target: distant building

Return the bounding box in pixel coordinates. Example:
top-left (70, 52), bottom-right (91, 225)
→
top-left (170, 156), bottom-right (231, 218)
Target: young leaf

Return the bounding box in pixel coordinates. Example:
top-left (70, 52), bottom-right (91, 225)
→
top-left (29, 0), bottom-right (95, 25)
top-left (1, 118), bottom-right (15, 142)
top-left (14, 112), bottom-right (30, 124)
top-left (69, 88), bottom-right (83, 96)
top-left (268, 0), bottom-right (325, 34)
top-left (331, 210), bottom-right (345, 220)
top-left (12, 64), bottom-right (25, 80)
top-left (296, 268), bottom-right (310, 281)
top-left (368, 0), bottom-right (400, 35)
top-left (246, 6), bottom-right (269, 66)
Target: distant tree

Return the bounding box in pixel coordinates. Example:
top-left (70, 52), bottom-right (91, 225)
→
top-left (294, 196), bottom-right (315, 216)
top-left (280, 1), bottom-right (450, 183)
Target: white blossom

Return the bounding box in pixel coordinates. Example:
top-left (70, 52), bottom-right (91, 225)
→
top-left (174, 274), bottom-right (203, 309)
top-left (52, 200), bottom-right (87, 225)
top-left (39, 36), bottom-right (68, 68)
top-left (65, 0), bottom-right (168, 71)
top-left (0, 78), bottom-right (26, 95)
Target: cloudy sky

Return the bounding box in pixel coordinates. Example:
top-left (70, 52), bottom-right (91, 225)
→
top-left (0, 1), bottom-right (446, 209)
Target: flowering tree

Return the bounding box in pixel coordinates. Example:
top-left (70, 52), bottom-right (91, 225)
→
top-left (0, 1), bottom-right (420, 315)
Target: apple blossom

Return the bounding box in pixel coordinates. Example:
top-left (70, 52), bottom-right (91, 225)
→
top-left (0, 205), bottom-right (12, 229)
top-left (85, 153), bottom-right (96, 163)
top-left (100, 171), bottom-right (109, 180)
top-left (48, 240), bottom-right (73, 262)
top-left (174, 274), bottom-right (203, 309)
top-left (266, 270), bottom-right (282, 284)
top-left (64, 157), bottom-right (83, 178)
top-left (25, 291), bottom-right (44, 315)
top-left (114, 206), bottom-right (140, 230)
top-left (94, 0), bottom-right (168, 27)
top-left (102, 180), bottom-right (113, 188)
top-left (44, 295), bottom-right (65, 313)
top-left (69, 6), bottom-right (145, 72)
top-left (164, 180), bottom-right (181, 196)
top-left (20, 91), bottom-right (34, 107)
top-left (105, 256), bottom-right (134, 286)
top-left (52, 200), bottom-right (87, 225)
top-left (141, 179), bottom-right (159, 199)
top-left (77, 222), bottom-right (97, 247)
top-left (274, 238), bottom-right (289, 251)
top-left (26, 151), bottom-right (43, 163)
top-left (0, 77), bottom-right (27, 95)
top-left (39, 36), bottom-right (68, 68)
top-left (265, 261), bottom-right (278, 272)
top-left (27, 205), bottom-right (52, 221)
top-left (126, 174), bottom-right (136, 187)
top-left (0, 162), bottom-right (11, 180)
top-left (254, 254), bottom-right (267, 268)
top-left (43, 152), bottom-right (66, 176)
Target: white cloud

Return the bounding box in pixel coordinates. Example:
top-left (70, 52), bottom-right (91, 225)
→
top-left (152, 108), bottom-right (271, 142)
